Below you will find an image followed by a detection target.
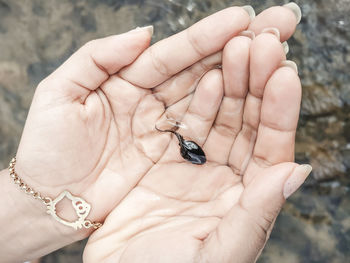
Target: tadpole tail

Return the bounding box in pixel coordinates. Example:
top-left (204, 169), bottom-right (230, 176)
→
top-left (155, 125), bottom-right (183, 143)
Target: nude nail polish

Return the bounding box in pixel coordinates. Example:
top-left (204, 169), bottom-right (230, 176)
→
top-left (133, 25), bottom-right (154, 36)
top-left (262, 27), bottom-right (280, 40)
top-left (238, 30), bottom-right (255, 39)
top-left (283, 2), bottom-right (302, 24)
top-left (283, 164), bottom-right (312, 199)
top-left (282, 41), bottom-right (289, 54)
top-left (242, 5), bottom-right (256, 20)
top-left (280, 60), bottom-right (298, 74)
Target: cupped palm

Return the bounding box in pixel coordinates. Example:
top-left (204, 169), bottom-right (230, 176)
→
top-left (84, 26), bottom-right (302, 263)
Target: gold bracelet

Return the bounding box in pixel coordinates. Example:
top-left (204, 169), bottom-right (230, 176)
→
top-left (8, 157), bottom-right (102, 230)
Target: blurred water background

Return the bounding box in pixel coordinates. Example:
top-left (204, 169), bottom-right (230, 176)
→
top-left (0, 0), bottom-right (349, 262)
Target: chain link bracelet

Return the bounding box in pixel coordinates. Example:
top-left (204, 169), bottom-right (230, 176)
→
top-left (8, 157), bottom-right (102, 230)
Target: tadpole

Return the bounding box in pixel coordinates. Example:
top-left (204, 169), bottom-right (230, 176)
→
top-left (156, 126), bottom-right (206, 165)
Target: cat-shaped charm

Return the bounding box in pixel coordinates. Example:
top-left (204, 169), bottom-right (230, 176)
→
top-left (45, 190), bottom-right (92, 230)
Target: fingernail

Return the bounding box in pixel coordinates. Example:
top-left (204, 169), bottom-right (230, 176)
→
top-left (238, 30), bottom-right (255, 39)
top-left (280, 60), bottom-right (298, 74)
top-left (242, 5), bottom-right (256, 20)
top-left (282, 41), bottom-right (289, 54)
top-left (283, 2), bottom-right (302, 24)
top-left (133, 25), bottom-right (154, 36)
top-left (262, 27), bottom-right (280, 40)
top-left (283, 164), bottom-right (312, 199)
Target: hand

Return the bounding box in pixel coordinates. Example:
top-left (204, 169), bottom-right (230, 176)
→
top-left (15, 7), bottom-right (252, 235)
top-left (82, 4), bottom-right (308, 263)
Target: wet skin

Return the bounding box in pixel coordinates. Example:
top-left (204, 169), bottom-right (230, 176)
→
top-left (155, 127), bottom-right (206, 165)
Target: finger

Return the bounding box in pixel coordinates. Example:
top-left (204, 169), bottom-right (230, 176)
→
top-left (158, 69), bottom-right (224, 163)
top-left (119, 7), bottom-right (252, 88)
top-left (153, 51), bottom-right (222, 108)
top-left (177, 69), bottom-right (224, 146)
top-left (228, 32), bottom-right (286, 175)
top-left (200, 163), bottom-right (312, 263)
top-left (42, 27), bottom-right (153, 101)
top-left (248, 3), bottom-right (302, 42)
top-left (203, 35), bottom-right (252, 164)
top-left (244, 64), bottom-right (301, 185)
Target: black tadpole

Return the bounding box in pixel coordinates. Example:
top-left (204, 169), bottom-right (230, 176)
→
top-left (155, 126), bottom-right (206, 165)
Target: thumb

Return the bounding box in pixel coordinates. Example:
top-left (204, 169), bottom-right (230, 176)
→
top-left (200, 163), bottom-right (312, 263)
top-left (40, 26), bottom-right (153, 100)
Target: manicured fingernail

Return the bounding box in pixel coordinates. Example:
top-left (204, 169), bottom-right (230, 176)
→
top-left (133, 25), bottom-right (154, 36)
top-left (283, 2), bottom-right (302, 24)
top-left (238, 30), bottom-right (255, 39)
top-left (242, 5), bottom-right (256, 20)
top-left (262, 27), bottom-right (280, 40)
top-left (283, 164), bottom-right (312, 199)
top-left (282, 41), bottom-right (289, 54)
top-left (280, 60), bottom-right (298, 74)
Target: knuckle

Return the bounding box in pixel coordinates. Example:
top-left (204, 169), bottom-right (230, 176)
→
top-left (186, 28), bottom-right (206, 57)
top-left (149, 46), bottom-right (171, 77)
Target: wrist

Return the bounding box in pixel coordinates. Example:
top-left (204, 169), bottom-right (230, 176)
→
top-left (0, 166), bottom-right (89, 262)
top-left (14, 154), bottom-right (103, 230)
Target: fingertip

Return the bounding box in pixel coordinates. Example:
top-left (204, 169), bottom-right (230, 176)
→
top-left (248, 6), bottom-right (297, 42)
top-left (192, 69), bottom-right (224, 116)
top-left (268, 65), bottom-right (301, 97)
top-left (241, 5), bottom-right (256, 21)
top-left (251, 32), bottom-right (286, 66)
top-left (283, 2), bottom-right (302, 24)
top-left (133, 25), bottom-right (154, 36)
top-left (217, 6), bottom-right (251, 33)
top-left (129, 26), bottom-right (154, 48)
top-left (94, 30), bottom-right (152, 75)
top-left (253, 32), bottom-right (283, 47)
top-left (283, 164), bottom-right (312, 199)
top-left (124, 27), bottom-right (153, 48)
top-left (200, 69), bottom-right (224, 97)
top-left (238, 30), bottom-right (255, 40)
top-left (261, 65), bottom-right (302, 130)
top-left (280, 60), bottom-right (298, 74)
top-left (224, 35), bottom-right (252, 54)
top-left (251, 33), bottom-right (286, 64)
top-left (249, 33), bottom-right (286, 98)
top-left (261, 27), bottom-right (280, 41)
top-left (282, 41), bottom-right (290, 55)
